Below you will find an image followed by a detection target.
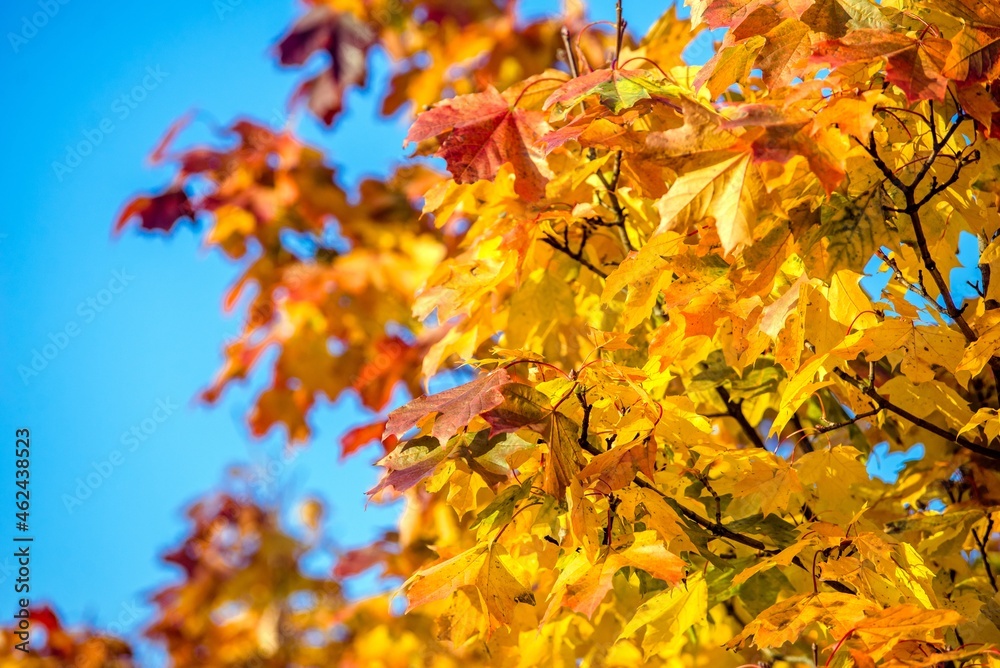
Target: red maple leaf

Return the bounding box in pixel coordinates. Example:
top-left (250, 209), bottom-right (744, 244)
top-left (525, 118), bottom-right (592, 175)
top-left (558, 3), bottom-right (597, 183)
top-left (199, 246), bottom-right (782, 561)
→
top-left (384, 368), bottom-right (513, 445)
top-left (812, 30), bottom-right (951, 102)
top-left (405, 87), bottom-right (550, 200)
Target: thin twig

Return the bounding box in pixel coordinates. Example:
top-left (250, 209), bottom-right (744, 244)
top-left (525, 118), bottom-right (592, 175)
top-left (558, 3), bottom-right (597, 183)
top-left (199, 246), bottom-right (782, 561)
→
top-left (575, 388), bottom-right (597, 453)
top-left (813, 407), bottom-right (882, 435)
top-left (635, 476), bottom-right (849, 597)
top-left (979, 231), bottom-right (998, 311)
top-left (860, 114), bottom-right (1000, 390)
top-left (907, 199), bottom-right (977, 339)
top-left (697, 473), bottom-right (723, 525)
top-left (614, 0), bottom-right (625, 65)
top-left (972, 515), bottom-right (998, 593)
top-left (876, 248), bottom-right (947, 317)
top-left (560, 26), bottom-right (579, 79)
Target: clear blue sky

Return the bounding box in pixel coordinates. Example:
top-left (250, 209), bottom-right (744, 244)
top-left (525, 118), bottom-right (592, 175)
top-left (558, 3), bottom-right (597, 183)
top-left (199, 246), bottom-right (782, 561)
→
top-left (0, 1), bottom-right (676, 664)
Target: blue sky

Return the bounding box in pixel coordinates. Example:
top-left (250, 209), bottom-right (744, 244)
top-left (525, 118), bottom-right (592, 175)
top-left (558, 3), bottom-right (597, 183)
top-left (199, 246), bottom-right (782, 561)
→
top-left (0, 0), bottom-right (675, 663)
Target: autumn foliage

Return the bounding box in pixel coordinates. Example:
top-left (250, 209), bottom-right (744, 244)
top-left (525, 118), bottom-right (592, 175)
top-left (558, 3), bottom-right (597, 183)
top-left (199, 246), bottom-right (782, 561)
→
top-left (18, 0), bottom-right (1000, 665)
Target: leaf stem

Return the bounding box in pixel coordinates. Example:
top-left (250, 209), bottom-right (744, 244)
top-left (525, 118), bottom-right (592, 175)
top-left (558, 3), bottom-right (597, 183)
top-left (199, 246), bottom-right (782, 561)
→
top-left (789, 413), bottom-right (815, 453)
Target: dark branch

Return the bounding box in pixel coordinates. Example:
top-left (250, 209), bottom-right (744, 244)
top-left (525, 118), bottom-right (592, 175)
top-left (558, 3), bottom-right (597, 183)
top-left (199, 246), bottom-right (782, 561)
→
top-left (813, 407), bottom-right (882, 435)
top-left (911, 107), bottom-right (965, 190)
top-left (860, 134), bottom-right (908, 192)
top-left (575, 388), bottom-right (596, 454)
top-left (861, 114), bottom-right (1000, 390)
top-left (972, 515), bottom-right (998, 593)
top-left (876, 248), bottom-right (947, 317)
top-left (594, 151), bottom-right (634, 251)
top-left (541, 232), bottom-right (610, 279)
top-left (834, 368), bottom-right (1000, 461)
top-left (716, 386), bottom-right (767, 450)
top-left (697, 473), bottom-right (723, 525)
top-left (614, 0), bottom-right (625, 63)
top-left (634, 477), bottom-right (772, 552)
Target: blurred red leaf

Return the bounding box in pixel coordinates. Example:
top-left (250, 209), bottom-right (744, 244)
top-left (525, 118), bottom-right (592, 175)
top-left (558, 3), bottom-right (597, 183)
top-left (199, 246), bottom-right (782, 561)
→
top-left (341, 421), bottom-right (389, 460)
top-left (278, 7), bottom-right (374, 125)
top-left (115, 189), bottom-right (195, 234)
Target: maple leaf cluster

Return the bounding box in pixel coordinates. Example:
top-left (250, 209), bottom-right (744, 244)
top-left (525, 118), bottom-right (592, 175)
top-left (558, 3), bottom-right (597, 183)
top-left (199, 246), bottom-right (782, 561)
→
top-left (23, 0), bottom-right (1000, 665)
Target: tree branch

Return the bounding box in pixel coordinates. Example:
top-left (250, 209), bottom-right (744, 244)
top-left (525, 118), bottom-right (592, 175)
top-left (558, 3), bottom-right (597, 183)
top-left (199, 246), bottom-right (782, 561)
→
top-left (575, 388), bottom-right (597, 453)
top-left (813, 407), bottom-right (882, 435)
top-left (588, 424), bottom-right (777, 553)
top-left (633, 477), bottom-right (772, 552)
top-left (860, 134), bottom-right (908, 193)
top-left (635, 479), bottom-right (854, 592)
top-left (716, 386), bottom-right (767, 450)
top-left (560, 26), bottom-right (633, 255)
top-left (910, 105), bottom-right (964, 191)
top-left (696, 473), bottom-right (723, 525)
top-left (905, 196), bottom-right (976, 339)
top-left (980, 231), bottom-right (998, 311)
top-left (861, 113), bottom-right (1000, 390)
top-left (972, 515), bottom-right (998, 593)
top-left (560, 26), bottom-right (579, 78)
top-left (875, 248), bottom-right (947, 317)
top-left (614, 0), bottom-right (626, 65)
top-left (541, 231), bottom-right (610, 278)
top-left (594, 151), bottom-right (634, 251)
top-left (834, 368), bottom-right (1000, 461)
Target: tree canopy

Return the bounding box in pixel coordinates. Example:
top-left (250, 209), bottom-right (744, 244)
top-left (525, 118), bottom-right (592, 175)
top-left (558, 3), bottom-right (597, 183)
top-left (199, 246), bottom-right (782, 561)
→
top-left (17, 0), bottom-right (1000, 665)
